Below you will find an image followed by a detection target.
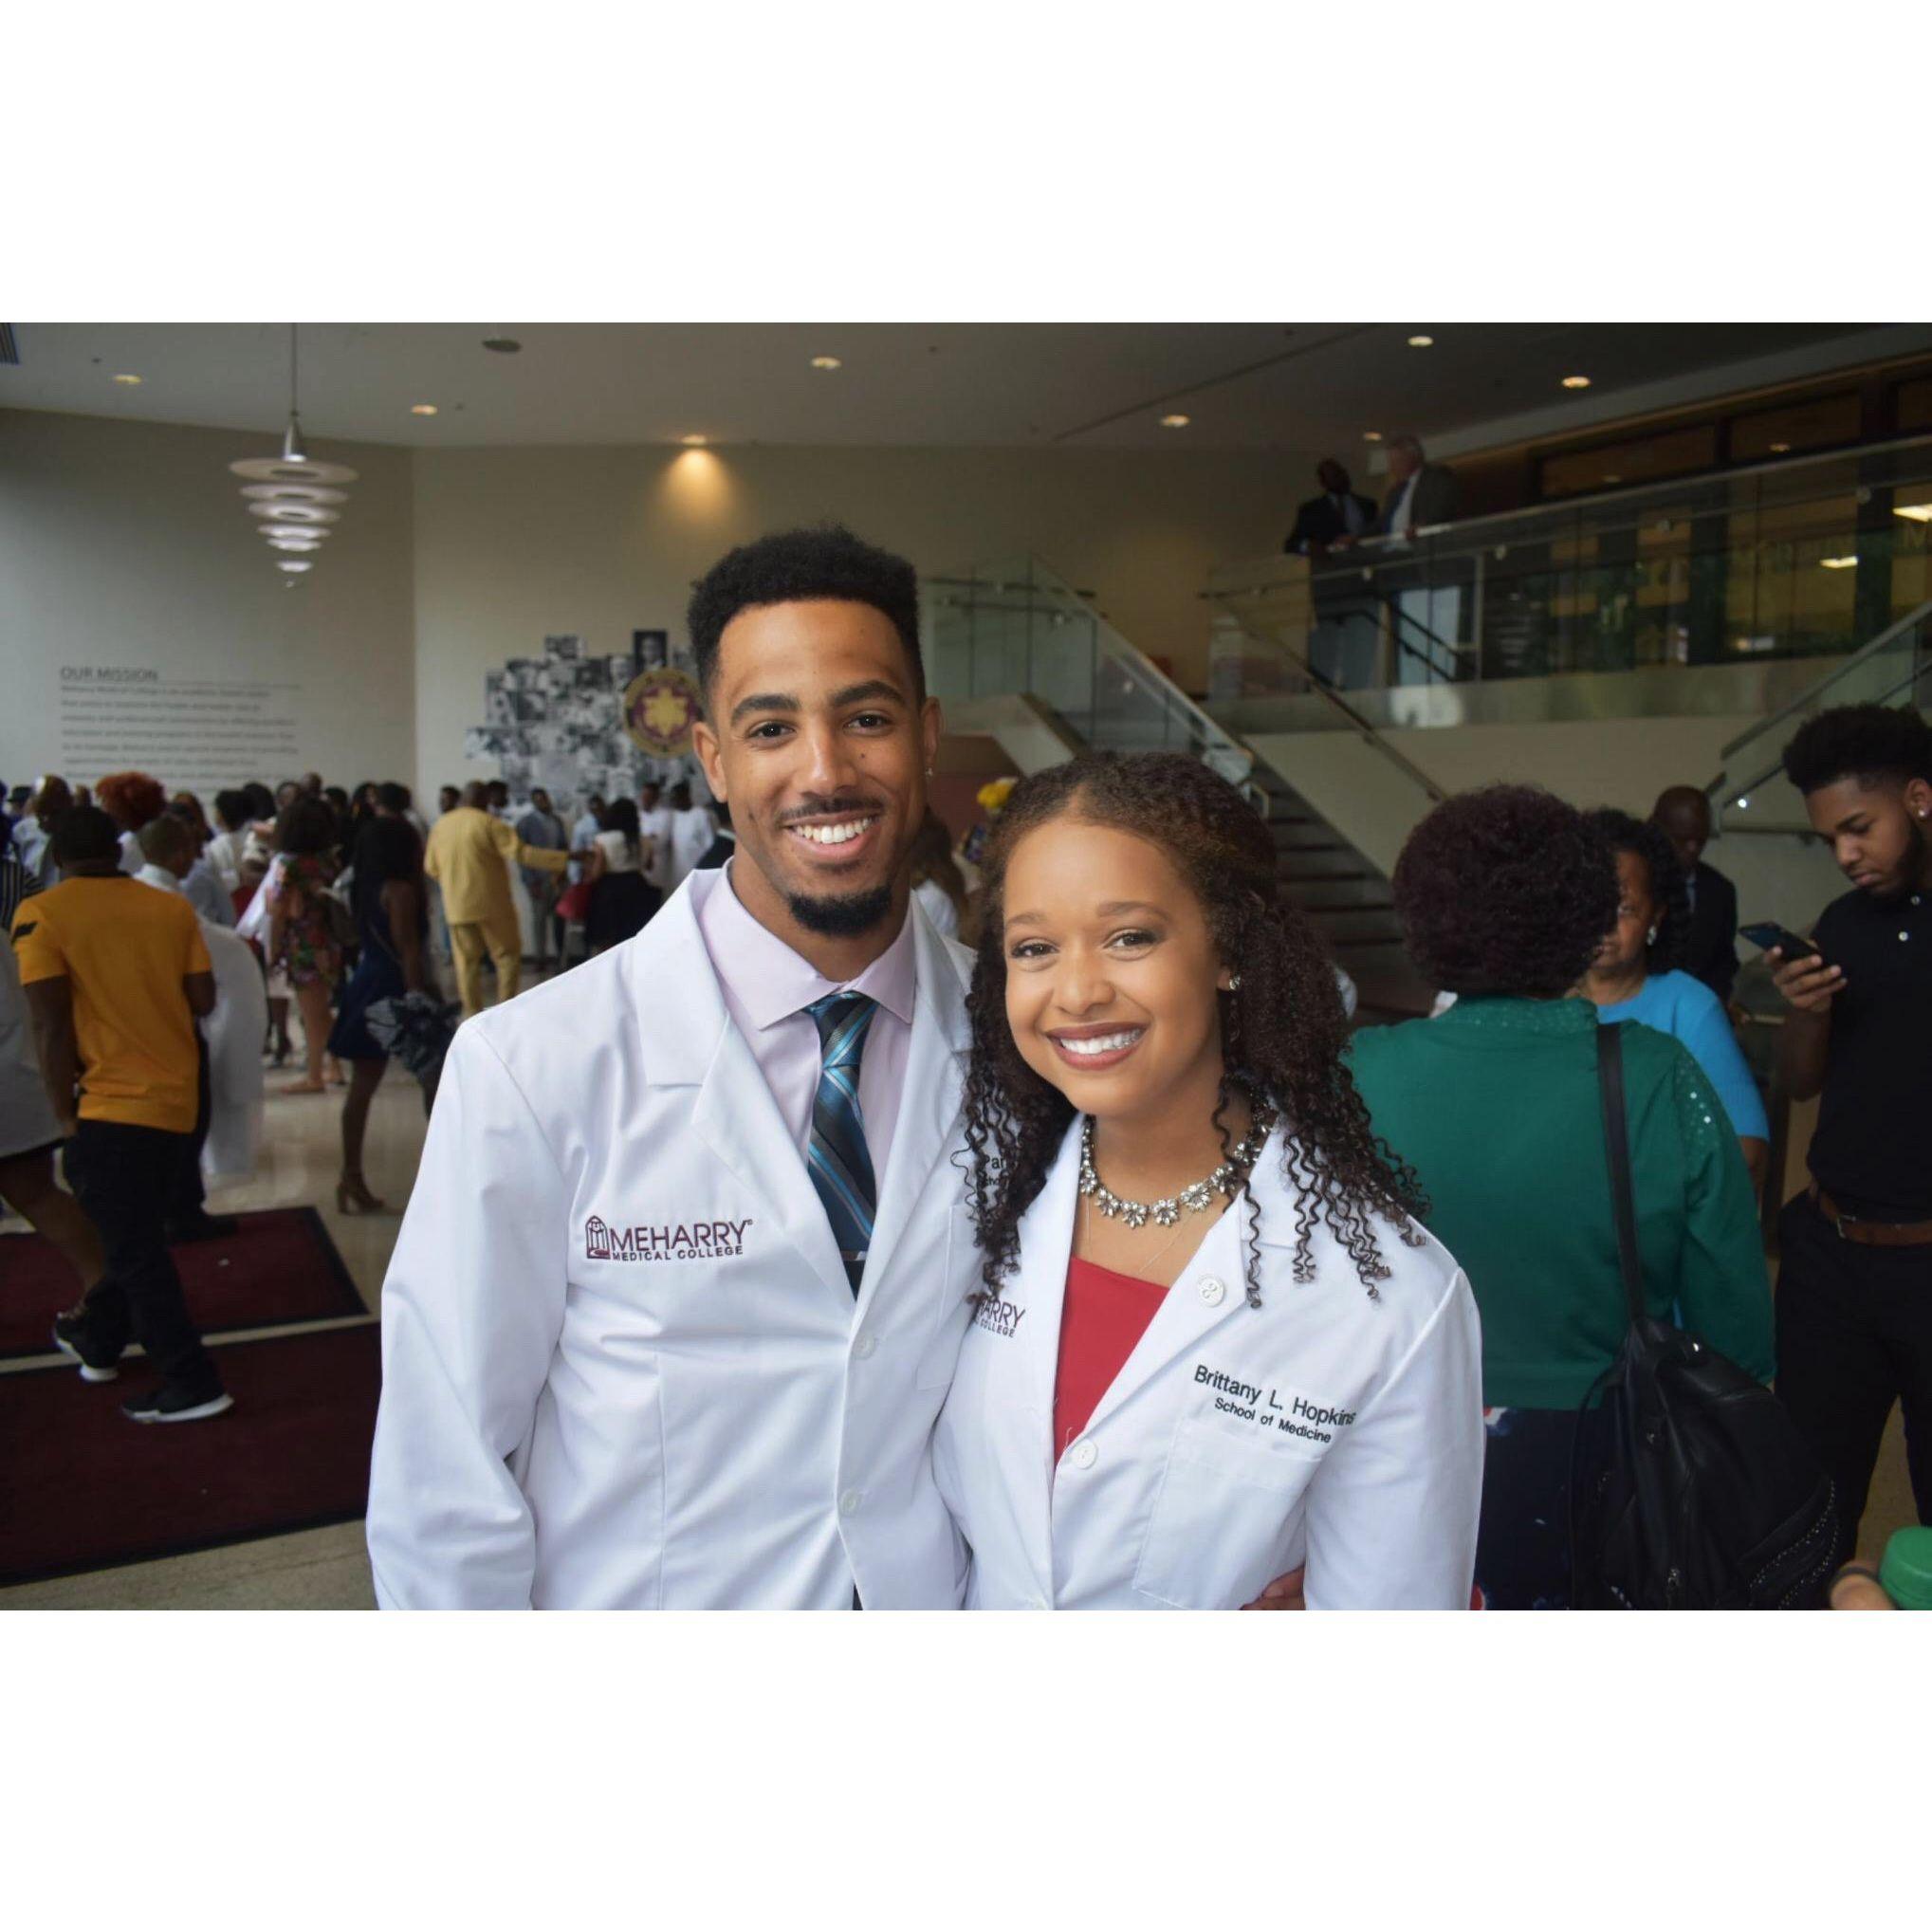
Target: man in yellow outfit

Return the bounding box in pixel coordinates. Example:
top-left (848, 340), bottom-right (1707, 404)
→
top-left (424, 783), bottom-right (571, 1018)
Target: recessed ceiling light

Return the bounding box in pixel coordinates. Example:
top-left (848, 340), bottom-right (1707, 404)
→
top-left (810, 355), bottom-right (842, 371)
top-left (482, 337), bottom-right (522, 354)
top-left (1818, 555), bottom-right (1858, 570)
top-left (679, 433), bottom-right (708, 447)
top-left (112, 373), bottom-right (143, 385)
top-left (1407, 335), bottom-right (1433, 348)
top-left (1362, 431), bottom-right (1383, 442)
top-left (276, 560), bottom-right (314, 573)
top-left (1159, 414), bottom-right (1191, 429)
top-left (411, 403), bottom-right (438, 416)
top-left (1561, 375), bottom-right (1592, 390)
top-left (1769, 441), bottom-right (1792, 453)
top-left (1893, 502), bottom-right (1932, 524)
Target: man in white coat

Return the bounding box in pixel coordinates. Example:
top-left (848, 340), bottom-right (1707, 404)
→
top-left (367, 526), bottom-right (982, 1608)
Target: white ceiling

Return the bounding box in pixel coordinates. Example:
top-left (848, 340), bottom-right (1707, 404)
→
top-left (0, 322), bottom-right (1894, 454)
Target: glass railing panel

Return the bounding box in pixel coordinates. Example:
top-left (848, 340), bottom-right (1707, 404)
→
top-left (926, 554), bottom-right (1253, 785)
top-left (1207, 434), bottom-right (1932, 692)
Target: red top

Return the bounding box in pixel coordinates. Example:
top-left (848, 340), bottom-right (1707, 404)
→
top-left (1053, 1256), bottom-right (1170, 1462)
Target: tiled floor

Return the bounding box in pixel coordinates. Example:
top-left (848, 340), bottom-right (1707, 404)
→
top-left (2, 1043), bottom-right (1919, 1609)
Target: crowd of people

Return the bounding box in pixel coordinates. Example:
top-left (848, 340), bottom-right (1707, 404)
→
top-left (5, 521), bottom-right (1926, 1612)
top-left (0, 762), bottom-right (752, 1425)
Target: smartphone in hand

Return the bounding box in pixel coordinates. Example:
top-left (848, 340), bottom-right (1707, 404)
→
top-left (1739, 920), bottom-right (1824, 964)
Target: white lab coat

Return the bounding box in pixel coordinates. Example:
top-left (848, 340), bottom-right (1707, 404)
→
top-left (639, 804), bottom-right (676, 892)
top-left (366, 869), bottom-right (982, 1609)
top-left (197, 919), bottom-right (267, 1179)
top-left (668, 806), bottom-right (719, 890)
top-left (934, 1121), bottom-right (1484, 1610)
top-left (135, 865), bottom-right (267, 1180)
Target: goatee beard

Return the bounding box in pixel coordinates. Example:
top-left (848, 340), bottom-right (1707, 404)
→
top-left (1867, 814), bottom-right (1929, 896)
top-left (785, 883), bottom-right (895, 937)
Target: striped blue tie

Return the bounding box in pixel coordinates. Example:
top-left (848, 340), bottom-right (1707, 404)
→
top-left (806, 992), bottom-right (878, 1295)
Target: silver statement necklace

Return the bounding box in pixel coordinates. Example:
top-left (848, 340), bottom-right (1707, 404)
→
top-left (1077, 1109), bottom-right (1276, 1232)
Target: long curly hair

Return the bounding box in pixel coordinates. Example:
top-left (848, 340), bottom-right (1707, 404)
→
top-left (1583, 807), bottom-right (1689, 975)
top-left (960, 752), bottom-right (1425, 1306)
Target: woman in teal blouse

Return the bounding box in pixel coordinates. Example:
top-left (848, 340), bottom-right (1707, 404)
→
top-left (1346, 786), bottom-right (1775, 1609)
top-left (1578, 807), bottom-right (1770, 1194)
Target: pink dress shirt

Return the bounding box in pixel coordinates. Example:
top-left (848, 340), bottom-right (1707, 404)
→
top-left (691, 862), bottom-right (916, 1187)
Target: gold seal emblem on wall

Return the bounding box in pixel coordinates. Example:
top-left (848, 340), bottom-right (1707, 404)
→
top-left (622, 667), bottom-right (703, 757)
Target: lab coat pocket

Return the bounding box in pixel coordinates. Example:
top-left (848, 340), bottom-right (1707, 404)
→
top-left (1132, 1413), bottom-right (1320, 1610)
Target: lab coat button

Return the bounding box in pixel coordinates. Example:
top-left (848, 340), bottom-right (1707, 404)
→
top-left (1069, 1439), bottom-right (1098, 1470)
top-left (839, 1488), bottom-right (864, 1517)
top-left (1197, 1276), bottom-right (1226, 1307)
top-left (854, 1334), bottom-right (877, 1360)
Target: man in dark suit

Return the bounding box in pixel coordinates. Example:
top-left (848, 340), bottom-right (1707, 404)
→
top-left (1282, 461), bottom-right (1382, 689)
top-left (1285, 459), bottom-right (1379, 557)
top-left (1652, 784), bottom-right (1739, 1002)
top-left (1377, 433), bottom-right (1457, 538)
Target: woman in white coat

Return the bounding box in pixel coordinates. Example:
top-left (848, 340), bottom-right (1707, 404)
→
top-left (935, 752), bottom-right (1483, 1610)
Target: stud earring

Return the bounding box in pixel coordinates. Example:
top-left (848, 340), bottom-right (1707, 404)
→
top-left (1225, 973), bottom-right (1242, 991)
top-left (1647, 927), bottom-right (1658, 945)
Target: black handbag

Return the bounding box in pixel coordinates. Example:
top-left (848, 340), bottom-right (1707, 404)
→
top-left (1570, 1021), bottom-right (1839, 1610)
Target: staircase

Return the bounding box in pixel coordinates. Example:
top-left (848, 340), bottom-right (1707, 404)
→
top-left (1241, 762), bottom-right (1433, 1020)
top-left (930, 555), bottom-right (1437, 1021)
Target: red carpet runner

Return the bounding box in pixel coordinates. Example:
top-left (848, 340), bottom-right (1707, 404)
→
top-left (0, 1322), bottom-right (382, 1586)
top-left (0, 1206), bottom-right (367, 1360)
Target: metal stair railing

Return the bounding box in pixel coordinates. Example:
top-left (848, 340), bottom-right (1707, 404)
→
top-left (1704, 598), bottom-right (1932, 815)
top-left (926, 556), bottom-right (1257, 792)
top-left (1207, 597), bottom-right (1447, 809)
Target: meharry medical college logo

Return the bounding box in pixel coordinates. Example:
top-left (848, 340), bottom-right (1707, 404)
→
top-left (585, 1215), bottom-right (753, 1262)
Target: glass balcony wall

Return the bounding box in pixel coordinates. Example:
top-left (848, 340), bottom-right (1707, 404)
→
top-left (925, 555), bottom-right (1252, 786)
top-left (1205, 433), bottom-right (1932, 697)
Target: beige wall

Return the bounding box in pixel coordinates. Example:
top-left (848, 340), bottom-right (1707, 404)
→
top-left (410, 441), bottom-right (1298, 797)
top-left (0, 410), bottom-right (414, 803)
top-left (1250, 711), bottom-right (1848, 929)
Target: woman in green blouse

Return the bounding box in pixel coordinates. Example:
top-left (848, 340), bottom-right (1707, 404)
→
top-left (1346, 786), bottom-right (1774, 1609)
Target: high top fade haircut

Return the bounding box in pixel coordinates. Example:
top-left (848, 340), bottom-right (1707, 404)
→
top-left (1782, 703), bottom-right (1932, 797)
top-left (685, 524), bottom-right (924, 710)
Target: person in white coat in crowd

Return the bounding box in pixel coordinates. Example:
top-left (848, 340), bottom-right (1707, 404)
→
top-left (666, 782), bottom-right (721, 893)
top-left (366, 525), bottom-right (984, 1609)
top-left (136, 818), bottom-right (267, 1187)
top-left (934, 752), bottom-right (1484, 1610)
top-left (637, 780), bottom-right (676, 896)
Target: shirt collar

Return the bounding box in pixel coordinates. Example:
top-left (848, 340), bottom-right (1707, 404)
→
top-left (135, 863), bottom-right (184, 896)
top-left (1429, 992), bottom-right (1598, 1035)
top-left (698, 856), bottom-right (917, 1033)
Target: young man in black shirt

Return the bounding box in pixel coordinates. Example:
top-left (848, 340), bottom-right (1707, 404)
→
top-left (1769, 703), bottom-right (1932, 1565)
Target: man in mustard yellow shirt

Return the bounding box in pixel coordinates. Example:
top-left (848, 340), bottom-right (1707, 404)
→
top-left (10, 806), bottom-right (229, 1422)
top-left (424, 782), bottom-right (571, 1018)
